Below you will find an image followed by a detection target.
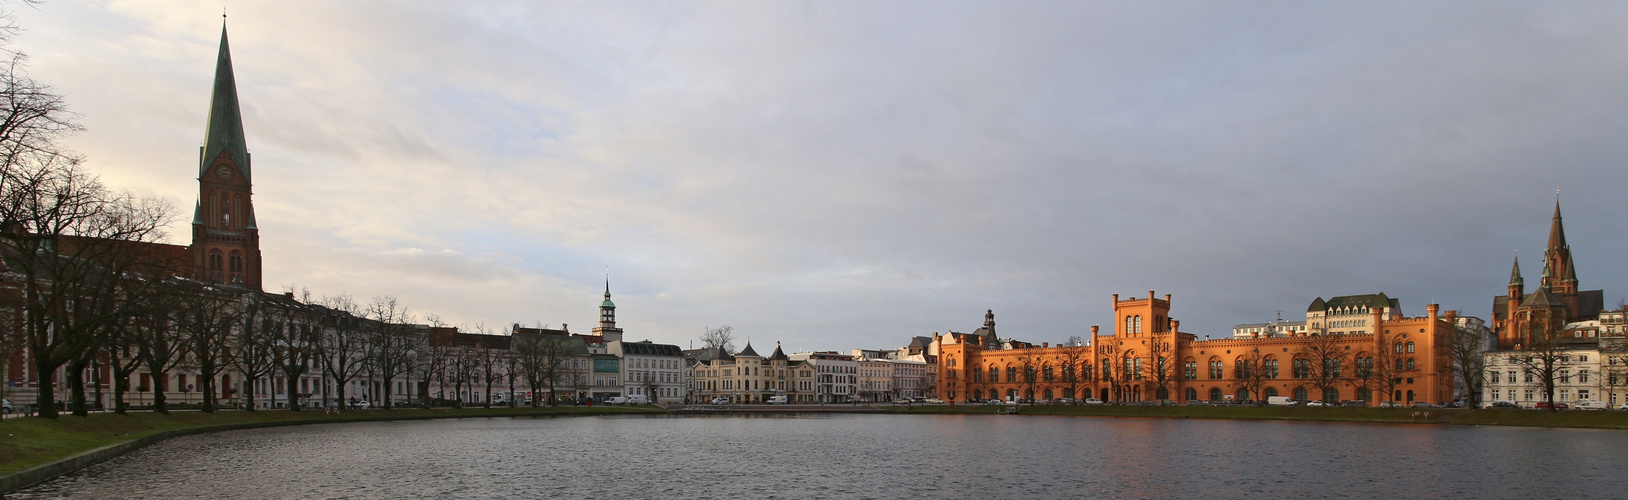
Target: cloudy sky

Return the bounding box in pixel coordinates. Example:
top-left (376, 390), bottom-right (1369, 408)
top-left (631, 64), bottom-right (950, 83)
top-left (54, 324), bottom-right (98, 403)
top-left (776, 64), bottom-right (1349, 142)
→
top-left (10, 1), bottom-right (1628, 352)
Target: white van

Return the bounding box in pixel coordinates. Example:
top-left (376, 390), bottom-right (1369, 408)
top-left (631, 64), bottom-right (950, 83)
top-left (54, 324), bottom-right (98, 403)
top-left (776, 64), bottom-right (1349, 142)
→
top-left (1574, 399), bottom-right (1609, 410)
top-left (767, 396), bottom-right (788, 405)
top-left (627, 395), bottom-right (650, 405)
top-left (1267, 396), bottom-right (1296, 406)
top-left (606, 396), bottom-right (629, 405)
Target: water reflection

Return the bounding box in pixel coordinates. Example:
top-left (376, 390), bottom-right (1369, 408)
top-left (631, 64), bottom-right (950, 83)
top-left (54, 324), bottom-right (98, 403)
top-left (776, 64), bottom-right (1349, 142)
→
top-left (13, 414), bottom-right (1628, 499)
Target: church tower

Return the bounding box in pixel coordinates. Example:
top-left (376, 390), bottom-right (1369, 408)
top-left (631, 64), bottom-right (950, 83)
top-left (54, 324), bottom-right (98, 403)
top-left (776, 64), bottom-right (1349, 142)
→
top-left (191, 22), bottom-right (262, 290)
top-left (593, 275), bottom-right (624, 342)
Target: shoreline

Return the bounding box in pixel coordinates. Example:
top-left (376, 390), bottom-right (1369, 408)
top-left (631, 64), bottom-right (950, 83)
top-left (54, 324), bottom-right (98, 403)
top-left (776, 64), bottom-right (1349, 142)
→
top-left (5, 403), bottom-right (1627, 494)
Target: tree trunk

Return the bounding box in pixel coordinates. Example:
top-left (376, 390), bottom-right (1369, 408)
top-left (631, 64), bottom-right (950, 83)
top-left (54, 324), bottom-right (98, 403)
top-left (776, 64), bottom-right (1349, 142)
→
top-left (35, 356), bottom-right (58, 419)
top-left (66, 358), bottom-right (90, 417)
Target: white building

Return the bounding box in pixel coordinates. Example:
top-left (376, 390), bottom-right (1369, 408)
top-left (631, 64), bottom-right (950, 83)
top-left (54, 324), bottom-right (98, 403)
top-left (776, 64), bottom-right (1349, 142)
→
top-left (790, 352), bottom-right (858, 403)
top-left (610, 340), bottom-right (686, 404)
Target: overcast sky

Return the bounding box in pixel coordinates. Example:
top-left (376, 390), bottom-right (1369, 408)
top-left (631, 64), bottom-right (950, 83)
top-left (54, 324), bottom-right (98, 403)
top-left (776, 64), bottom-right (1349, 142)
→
top-left (11, 1), bottom-right (1628, 352)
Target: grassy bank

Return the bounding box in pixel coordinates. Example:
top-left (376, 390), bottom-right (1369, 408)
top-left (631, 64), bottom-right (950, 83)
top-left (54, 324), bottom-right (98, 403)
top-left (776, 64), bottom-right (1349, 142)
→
top-left (884, 403), bottom-right (1628, 428)
top-left (0, 405), bottom-right (659, 476)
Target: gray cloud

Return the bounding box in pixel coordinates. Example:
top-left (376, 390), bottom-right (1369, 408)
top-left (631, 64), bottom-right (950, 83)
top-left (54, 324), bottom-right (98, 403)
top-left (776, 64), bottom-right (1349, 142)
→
top-left (14, 1), bottom-right (1628, 350)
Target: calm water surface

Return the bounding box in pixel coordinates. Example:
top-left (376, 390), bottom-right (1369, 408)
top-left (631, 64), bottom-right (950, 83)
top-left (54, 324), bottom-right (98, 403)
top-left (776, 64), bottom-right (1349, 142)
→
top-left (13, 414), bottom-right (1625, 499)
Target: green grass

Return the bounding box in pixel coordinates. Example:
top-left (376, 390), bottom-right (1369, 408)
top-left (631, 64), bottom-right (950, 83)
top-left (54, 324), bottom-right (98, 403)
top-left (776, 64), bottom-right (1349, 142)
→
top-left (0, 405), bottom-right (659, 475)
top-left (884, 403), bottom-right (1628, 428)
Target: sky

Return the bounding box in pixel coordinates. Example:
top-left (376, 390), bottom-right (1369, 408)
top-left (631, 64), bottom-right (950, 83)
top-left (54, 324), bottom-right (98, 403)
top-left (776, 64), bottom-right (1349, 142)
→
top-left (9, 1), bottom-right (1628, 353)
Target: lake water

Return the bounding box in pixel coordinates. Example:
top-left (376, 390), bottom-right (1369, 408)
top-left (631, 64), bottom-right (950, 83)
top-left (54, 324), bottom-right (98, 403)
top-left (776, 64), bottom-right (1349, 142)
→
top-left (12, 413), bottom-right (1627, 499)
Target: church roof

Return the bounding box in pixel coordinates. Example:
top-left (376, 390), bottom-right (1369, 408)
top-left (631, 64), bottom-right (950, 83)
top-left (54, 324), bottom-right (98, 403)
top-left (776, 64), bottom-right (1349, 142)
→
top-left (1521, 287), bottom-right (1566, 309)
top-left (1548, 201), bottom-right (1568, 253)
top-left (201, 24), bottom-right (249, 183)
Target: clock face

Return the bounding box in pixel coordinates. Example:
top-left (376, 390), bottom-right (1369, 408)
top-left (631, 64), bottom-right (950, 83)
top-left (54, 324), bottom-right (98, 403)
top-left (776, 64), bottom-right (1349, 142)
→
top-left (215, 165), bottom-right (234, 180)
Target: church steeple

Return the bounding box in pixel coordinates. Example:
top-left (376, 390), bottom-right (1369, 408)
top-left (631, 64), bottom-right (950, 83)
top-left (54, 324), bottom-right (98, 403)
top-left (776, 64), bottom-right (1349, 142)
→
top-left (202, 23), bottom-right (248, 181)
top-left (593, 271), bottom-right (623, 342)
top-left (1507, 255), bottom-right (1523, 298)
top-left (191, 20), bottom-right (262, 290)
top-left (1541, 199), bottom-right (1577, 295)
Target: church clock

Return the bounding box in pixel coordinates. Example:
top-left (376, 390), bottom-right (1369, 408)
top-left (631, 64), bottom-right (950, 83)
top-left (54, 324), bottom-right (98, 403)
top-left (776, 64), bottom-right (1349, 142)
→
top-left (215, 165), bottom-right (234, 180)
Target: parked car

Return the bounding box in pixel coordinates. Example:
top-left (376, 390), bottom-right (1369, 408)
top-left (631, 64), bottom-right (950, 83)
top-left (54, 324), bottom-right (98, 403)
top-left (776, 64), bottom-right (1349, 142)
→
top-left (1341, 400), bottom-right (1367, 407)
top-left (1411, 402), bottom-right (1436, 408)
top-left (1619, 401), bottom-right (1628, 411)
top-left (710, 397), bottom-right (731, 405)
top-left (1534, 401), bottom-right (1569, 410)
top-left (1306, 400), bottom-right (1327, 407)
top-left (1486, 400), bottom-right (1521, 409)
top-left (1267, 396), bottom-right (1296, 406)
top-left (923, 398), bottom-right (944, 404)
top-left (767, 396), bottom-right (787, 405)
top-left (1573, 400), bottom-right (1609, 410)
top-left (1378, 401), bottom-right (1402, 408)
top-left (354, 400), bottom-right (371, 409)
top-left (1, 398), bottom-right (11, 414)
top-left (606, 396), bottom-right (629, 405)
top-left (627, 395), bottom-right (650, 405)
top-left (1082, 398), bottom-right (1104, 405)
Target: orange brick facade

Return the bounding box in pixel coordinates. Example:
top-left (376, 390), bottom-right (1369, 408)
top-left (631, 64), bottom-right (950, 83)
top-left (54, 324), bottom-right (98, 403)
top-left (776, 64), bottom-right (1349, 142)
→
top-left (934, 291), bottom-right (1455, 406)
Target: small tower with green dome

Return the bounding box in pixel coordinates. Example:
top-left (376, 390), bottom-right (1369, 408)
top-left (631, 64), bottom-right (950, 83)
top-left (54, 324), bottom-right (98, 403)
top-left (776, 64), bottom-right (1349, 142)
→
top-left (594, 273), bottom-right (624, 342)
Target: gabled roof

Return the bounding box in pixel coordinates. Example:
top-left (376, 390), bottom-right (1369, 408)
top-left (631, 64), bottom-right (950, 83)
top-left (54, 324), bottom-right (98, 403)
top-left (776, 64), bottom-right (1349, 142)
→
top-left (1521, 287), bottom-right (1565, 309)
top-left (201, 24), bottom-right (249, 183)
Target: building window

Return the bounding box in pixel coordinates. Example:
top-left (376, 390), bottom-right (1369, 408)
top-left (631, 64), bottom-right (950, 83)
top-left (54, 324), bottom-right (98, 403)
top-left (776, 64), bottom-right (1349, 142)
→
top-left (1406, 341), bottom-right (1415, 353)
top-left (1209, 360), bottom-right (1223, 380)
top-left (1184, 361), bottom-right (1197, 380)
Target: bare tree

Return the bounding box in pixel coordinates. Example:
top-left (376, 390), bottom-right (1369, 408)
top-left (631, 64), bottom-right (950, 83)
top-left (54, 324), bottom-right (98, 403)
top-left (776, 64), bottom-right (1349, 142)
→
top-left (1512, 311), bottom-right (1571, 411)
top-left (1296, 333), bottom-right (1350, 403)
top-left (1058, 336), bottom-right (1090, 402)
top-left (477, 340), bottom-right (505, 408)
top-left (318, 294), bottom-right (367, 410)
top-left (516, 332), bottom-right (576, 407)
top-left (1096, 341), bottom-right (1130, 402)
top-left (179, 282), bottom-right (240, 413)
top-left (1145, 337), bottom-right (1177, 401)
top-left (230, 294), bottom-right (278, 411)
top-left (700, 325), bottom-right (735, 353)
top-left (1446, 323), bottom-right (1488, 408)
top-left (273, 294), bottom-right (320, 411)
top-left (366, 295), bottom-right (418, 409)
top-left (1235, 348), bottom-right (1271, 405)
top-left (1016, 347), bottom-right (1042, 403)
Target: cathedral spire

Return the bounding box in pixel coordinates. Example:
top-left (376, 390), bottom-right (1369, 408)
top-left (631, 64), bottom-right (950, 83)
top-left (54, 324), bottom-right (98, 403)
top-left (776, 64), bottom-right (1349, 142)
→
top-left (1508, 255), bottom-right (1523, 287)
top-left (201, 22), bottom-right (248, 181)
top-left (1546, 200), bottom-right (1567, 252)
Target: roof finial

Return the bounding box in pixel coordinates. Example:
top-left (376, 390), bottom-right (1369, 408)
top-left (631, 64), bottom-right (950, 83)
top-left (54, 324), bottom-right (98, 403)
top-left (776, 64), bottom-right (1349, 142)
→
top-left (223, 8), bottom-right (227, 20)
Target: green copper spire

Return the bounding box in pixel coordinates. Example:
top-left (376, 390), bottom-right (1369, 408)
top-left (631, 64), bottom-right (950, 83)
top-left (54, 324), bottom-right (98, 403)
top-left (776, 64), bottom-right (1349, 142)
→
top-left (201, 23), bottom-right (249, 182)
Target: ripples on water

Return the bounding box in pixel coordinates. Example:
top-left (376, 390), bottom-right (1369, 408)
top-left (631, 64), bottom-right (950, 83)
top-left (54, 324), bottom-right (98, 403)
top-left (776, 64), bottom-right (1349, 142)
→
top-left (14, 414), bottom-right (1628, 499)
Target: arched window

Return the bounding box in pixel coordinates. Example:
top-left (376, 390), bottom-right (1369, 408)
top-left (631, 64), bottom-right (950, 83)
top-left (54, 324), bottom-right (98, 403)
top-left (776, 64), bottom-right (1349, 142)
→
top-left (1043, 389), bottom-right (1053, 400)
top-left (1125, 316), bottom-right (1134, 334)
top-left (1324, 388), bottom-right (1339, 403)
top-left (988, 389), bottom-right (998, 401)
top-left (1396, 358), bottom-right (1406, 371)
top-left (1134, 316), bottom-right (1143, 334)
top-left (1007, 366), bottom-right (1017, 382)
top-left (1356, 388), bottom-right (1371, 403)
top-left (1406, 358), bottom-right (1415, 370)
top-left (1264, 387), bottom-right (1279, 398)
top-left (1406, 390), bottom-right (1415, 402)
top-left (988, 366), bottom-right (998, 383)
top-left (1293, 388), bottom-right (1308, 401)
top-left (207, 250), bottom-right (224, 283)
top-left (228, 251), bottom-right (244, 285)
top-left (1265, 358), bottom-right (1280, 379)
top-left (1209, 388), bottom-right (1222, 402)
top-left (1394, 342), bottom-right (1404, 353)
top-left (1042, 365), bottom-right (1054, 382)
top-left (1237, 388), bottom-right (1250, 401)
top-left (1185, 388), bottom-right (1198, 402)
top-left (1406, 341), bottom-right (1415, 353)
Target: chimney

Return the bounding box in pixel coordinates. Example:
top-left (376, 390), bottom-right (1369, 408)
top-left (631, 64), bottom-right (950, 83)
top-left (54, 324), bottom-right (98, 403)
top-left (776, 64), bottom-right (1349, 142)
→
top-left (1042, 342), bottom-right (1049, 348)
top-left (1165, 293), bottom-right (1171, 304)
top-left (1149, 290), bottom-right (1155, 300)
